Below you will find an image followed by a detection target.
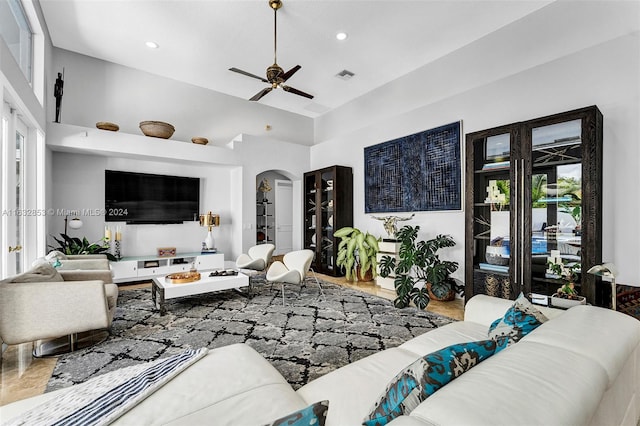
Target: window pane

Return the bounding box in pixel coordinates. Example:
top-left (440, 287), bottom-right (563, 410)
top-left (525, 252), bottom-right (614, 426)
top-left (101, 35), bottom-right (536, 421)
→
top-left (0, 0), bottom-right (33, 82)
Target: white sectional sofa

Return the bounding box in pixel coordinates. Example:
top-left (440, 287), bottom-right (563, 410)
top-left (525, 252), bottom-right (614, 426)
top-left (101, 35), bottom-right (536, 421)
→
top-left (2, 295), bottom-right (639, 425)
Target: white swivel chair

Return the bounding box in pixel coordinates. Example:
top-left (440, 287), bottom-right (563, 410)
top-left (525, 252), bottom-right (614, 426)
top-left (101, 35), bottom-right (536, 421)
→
top-left (265, 249), bottom-right (323, 306)
top-left (235, 244), bottom-right (275, 271)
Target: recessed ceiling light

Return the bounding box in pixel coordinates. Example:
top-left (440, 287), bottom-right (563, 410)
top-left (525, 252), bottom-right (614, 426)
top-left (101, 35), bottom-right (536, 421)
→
top-left (335, 32), bottom-right (348, 41)
top-left (145, 41), bottom-right (159, 49)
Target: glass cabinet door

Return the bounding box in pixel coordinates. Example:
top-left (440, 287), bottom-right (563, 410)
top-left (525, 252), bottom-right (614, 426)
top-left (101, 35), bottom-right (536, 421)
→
top-left (469, 130), bottom-right (516, 299)
top-left (304, 173), bottom-right (317, 251)
top-left (528, 119), bottom-right (583, 295)
top-left (320, 170), bottom-right (335, 273)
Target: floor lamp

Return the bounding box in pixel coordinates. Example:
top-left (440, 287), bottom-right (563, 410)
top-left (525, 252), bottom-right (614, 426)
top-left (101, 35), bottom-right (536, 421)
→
top-left (587, 263), bottom-right (617, 311)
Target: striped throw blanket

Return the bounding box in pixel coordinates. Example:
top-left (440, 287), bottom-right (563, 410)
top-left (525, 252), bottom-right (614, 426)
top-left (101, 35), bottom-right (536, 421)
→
top-left (6, 348), bottom-right (208, 426)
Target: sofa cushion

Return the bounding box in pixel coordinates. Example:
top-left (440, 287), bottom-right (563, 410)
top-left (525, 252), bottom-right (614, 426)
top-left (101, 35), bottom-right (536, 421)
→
top-left (488, 292), bottom-right (548, 346)
top-left (407, 341), bottom-right (609, 425)
top-left (0, 263), bottom-right (63, 284)
top-left (398, 321), bottom-right (489, 356)
top-left (523, 305), bottom-right (640, 387)
top-left (264, 400), bottom-right (329, 426)
top-left (298, 322), bottom-right (489, 426)
top-left (464, 294), bottom-right (564, 327)
top-left (363, 339), bottom-right (507, 426)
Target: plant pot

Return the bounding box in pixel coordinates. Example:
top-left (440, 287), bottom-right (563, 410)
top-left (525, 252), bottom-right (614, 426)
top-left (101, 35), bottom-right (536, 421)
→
top-left (355, 266), bottom-right (374, 282)
top-left (426, 282), bottom-right (455, 302)
top-left (550, 293), bottom-right (586, 309)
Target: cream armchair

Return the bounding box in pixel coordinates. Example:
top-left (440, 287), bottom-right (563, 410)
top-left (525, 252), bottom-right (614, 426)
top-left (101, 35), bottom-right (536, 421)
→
top-left (266, 249), bottom-right (323, 305)
top-left (0, 263), bottom-right (118, 357)
top-left (236, 244), bottom-right (276, 271)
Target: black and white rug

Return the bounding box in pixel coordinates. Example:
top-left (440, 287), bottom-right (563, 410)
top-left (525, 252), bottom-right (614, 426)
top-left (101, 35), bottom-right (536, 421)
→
top-left (47, 276), bottom-right (454, 392)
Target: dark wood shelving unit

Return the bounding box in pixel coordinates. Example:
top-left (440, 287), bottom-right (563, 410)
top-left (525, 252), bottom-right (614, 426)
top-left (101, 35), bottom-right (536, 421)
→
top-left (465, 106), bottom-right (603, 305)
top-left (303, 166), bottom-right (353, 276)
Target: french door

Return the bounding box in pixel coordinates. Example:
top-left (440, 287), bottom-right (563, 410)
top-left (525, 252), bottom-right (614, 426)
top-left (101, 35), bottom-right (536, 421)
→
top-left (1, 104), bottom-right (26, 277)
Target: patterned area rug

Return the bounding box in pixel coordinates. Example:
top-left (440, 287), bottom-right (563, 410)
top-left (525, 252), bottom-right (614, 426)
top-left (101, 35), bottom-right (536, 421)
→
top-left (47, 275), bottom-right (454, 392)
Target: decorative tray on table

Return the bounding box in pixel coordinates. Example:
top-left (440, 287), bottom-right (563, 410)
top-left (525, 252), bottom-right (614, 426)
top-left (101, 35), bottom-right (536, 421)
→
top-left (165, 271), bottom-right (201, 284)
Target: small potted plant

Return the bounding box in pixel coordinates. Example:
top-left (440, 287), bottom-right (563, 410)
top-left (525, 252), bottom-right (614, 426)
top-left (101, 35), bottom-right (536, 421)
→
top-left (378, 225), bottom-right (458, 309)
top-left (548, 261), bottom-right (586, 308)
top-left (334, 227), bottom-right (380, 281)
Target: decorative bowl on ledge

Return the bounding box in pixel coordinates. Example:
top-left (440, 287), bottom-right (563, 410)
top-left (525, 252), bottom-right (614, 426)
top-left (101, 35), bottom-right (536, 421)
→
top-left (139, 121), bottom-right (175, 139)
top-left (191, 137), bottom-right (209, 145)
top-left (96, 121), bottom-right (119, 131)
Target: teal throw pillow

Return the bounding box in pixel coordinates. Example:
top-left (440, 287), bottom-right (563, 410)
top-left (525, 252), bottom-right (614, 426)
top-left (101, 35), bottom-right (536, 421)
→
top-left (264, 400), bottom-right (329, 426)
top-left (488, 292), bottom-right (548, 348)
top-left (363, 339), bottom-right (507, 426)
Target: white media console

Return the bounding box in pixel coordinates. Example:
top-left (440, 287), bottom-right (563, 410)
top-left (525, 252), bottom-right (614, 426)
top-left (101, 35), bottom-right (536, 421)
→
top-left (110, 252), bottom-right (224, 284)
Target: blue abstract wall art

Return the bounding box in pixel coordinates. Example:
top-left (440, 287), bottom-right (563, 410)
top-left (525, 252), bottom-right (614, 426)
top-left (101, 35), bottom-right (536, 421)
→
top-left (364, 121), bottom-right (461, 213)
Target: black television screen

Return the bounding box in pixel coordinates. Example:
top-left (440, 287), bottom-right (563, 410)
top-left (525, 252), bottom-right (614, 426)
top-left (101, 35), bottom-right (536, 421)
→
top-left (105, 170), bottom-right (200, 224)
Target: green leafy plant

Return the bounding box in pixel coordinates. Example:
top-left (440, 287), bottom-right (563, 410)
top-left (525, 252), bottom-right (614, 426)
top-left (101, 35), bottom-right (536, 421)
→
top-left (48, 233), bottom-right (117, 261)
top-left (547, 261), bottom-right (582, 299)
top-left (379, 225), bottom-right (458, 309)
top-left (335, 227), bottom-right (380, 281)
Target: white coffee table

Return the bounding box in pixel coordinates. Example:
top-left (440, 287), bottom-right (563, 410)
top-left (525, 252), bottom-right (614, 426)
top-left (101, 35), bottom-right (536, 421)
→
top-left (151, 271), bottom-right (250, 315)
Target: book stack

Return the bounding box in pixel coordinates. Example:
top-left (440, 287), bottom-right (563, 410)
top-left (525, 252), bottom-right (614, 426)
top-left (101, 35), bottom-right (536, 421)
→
top-left (479, 262), bottom-right (509, 274)
top-left (482, 161), bottom-right (510, 170)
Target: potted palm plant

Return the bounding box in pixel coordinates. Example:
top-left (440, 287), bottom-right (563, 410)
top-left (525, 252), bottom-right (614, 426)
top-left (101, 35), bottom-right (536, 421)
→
top-left (379, 225), bottom-right (458, 309)
top-left (334, 227), bottom-right (380, 281)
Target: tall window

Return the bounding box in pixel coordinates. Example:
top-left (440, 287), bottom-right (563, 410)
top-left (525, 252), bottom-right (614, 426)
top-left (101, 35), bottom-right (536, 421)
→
top-left (0, 0), bottom-right (33, 82)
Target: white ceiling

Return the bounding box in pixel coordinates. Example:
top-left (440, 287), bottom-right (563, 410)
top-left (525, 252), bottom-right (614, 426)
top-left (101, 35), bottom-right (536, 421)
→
top-left (39, 0), bottom-right (552, 118)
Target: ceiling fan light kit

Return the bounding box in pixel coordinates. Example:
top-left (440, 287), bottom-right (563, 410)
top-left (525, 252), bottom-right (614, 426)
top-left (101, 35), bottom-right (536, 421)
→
top-left (229, 0), bottom-right (313, 102)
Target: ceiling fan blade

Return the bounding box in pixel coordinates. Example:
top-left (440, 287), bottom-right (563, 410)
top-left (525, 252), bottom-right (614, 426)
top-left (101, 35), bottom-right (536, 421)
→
top-left (282, 85), bottom-right (314, 99)
top-left (250, 87), bottom-right (274, 101)
top-left (281, 65), bottom-right (301, 82)
top-left (229, 67), bottom-right (268, 83)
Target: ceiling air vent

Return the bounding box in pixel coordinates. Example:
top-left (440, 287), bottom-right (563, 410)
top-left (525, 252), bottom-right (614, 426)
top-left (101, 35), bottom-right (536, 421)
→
top-left (335, 69), bottom-right (355, 81)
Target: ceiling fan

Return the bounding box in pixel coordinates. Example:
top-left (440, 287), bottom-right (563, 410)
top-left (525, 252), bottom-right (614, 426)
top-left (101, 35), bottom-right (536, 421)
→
top-left (229, 0), bottom-right (313, 102)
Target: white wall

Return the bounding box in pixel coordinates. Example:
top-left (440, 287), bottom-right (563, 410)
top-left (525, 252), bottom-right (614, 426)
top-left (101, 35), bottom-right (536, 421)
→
top-left (312, 28), bottom-right (640, 286)
top-left (50, 48), bottom-right (314, 146)
top-left (47, 46), bottom-right (313, 262)
top-left (50, 152), bottom-right (235, 258)
top-left (232, 134), bottom-right (310, 254)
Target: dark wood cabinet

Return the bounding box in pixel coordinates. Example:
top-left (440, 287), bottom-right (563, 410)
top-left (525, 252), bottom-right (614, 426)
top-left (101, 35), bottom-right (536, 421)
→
top-left (465, 106), bottom-right (603, 305)
top-left (304, 166), bottom-right (353, 276)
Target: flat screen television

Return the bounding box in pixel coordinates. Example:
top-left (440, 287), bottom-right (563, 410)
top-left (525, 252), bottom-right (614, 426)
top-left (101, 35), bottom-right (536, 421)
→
top-left (105, 170), bottom-right (200, 224)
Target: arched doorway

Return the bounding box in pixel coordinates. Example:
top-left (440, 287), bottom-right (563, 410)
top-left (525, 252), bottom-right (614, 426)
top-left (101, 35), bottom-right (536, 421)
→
top-left (256, 170), bottom-right (293, 255)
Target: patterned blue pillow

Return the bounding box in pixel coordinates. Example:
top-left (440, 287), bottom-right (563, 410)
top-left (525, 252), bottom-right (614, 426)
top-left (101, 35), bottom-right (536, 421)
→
top-left (264, 400), bottom-right (329, 426)
top-left (363, 339), bottom-right (507, 426)
top-left (488, 292), bottom-right (548, 348)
